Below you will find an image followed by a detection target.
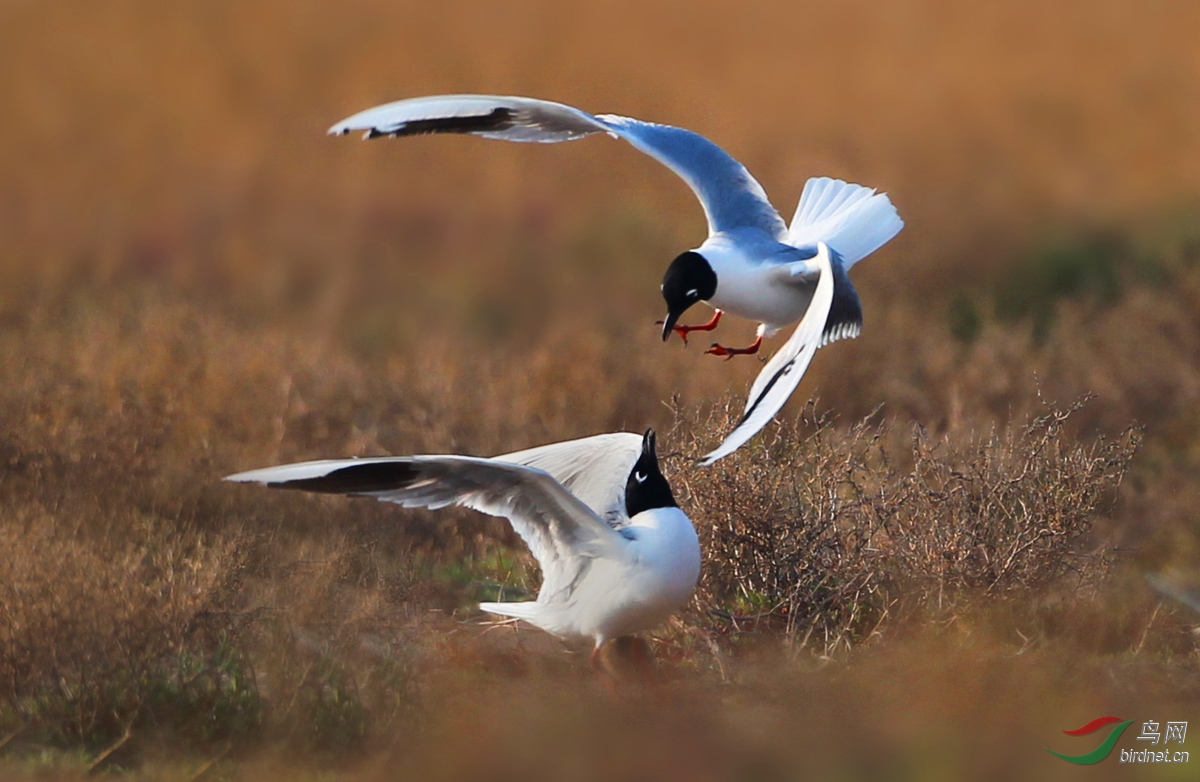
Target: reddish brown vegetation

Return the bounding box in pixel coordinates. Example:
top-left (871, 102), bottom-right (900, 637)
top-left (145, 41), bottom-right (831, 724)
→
top-left (1, 0), bottom-right (1199, 777)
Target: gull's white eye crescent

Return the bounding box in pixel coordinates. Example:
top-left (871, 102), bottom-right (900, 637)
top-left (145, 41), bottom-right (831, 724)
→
top-left (686, 288), bottom-right (698, 296)
top-left (635, 471), bottom-right (647, 484)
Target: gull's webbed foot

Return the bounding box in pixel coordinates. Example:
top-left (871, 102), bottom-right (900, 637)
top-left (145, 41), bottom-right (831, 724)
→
top-left (656, 309), bottom-right (722, 345)
top-left (705, 334), bottom-right (763, 360)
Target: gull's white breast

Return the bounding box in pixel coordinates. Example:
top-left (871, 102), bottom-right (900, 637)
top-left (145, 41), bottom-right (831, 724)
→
top-left (699, 234), bottom-right (813, 331)
top-left (539, 506), bottom-right (700, 643)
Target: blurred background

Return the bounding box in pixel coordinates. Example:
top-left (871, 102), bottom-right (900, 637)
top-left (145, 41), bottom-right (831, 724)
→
top-left (1, 0), bottom-right (1199, 779)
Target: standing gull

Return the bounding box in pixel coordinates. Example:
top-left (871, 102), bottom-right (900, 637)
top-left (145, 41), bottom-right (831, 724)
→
top-left (226, 430), bottom-right (700, 666)
top-left (329, 95), bottom-right (903, 461)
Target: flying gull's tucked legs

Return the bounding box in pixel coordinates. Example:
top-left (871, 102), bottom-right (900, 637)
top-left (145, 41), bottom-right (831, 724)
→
top-left (329, 95), bottom-right (904, 460)
top-left (705, 332), bottom-right (763, 359)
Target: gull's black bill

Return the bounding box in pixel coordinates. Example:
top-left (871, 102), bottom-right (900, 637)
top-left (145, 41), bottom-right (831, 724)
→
top-left (661, 309), bottom-right (683, 341)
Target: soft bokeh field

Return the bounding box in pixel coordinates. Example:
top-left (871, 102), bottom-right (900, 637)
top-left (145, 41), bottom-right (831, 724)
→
top-left (1, 0), bottom-right (1199, 779)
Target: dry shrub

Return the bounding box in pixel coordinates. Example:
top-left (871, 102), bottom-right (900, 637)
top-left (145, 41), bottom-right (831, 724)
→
top-left (669, 398), bottom-right (1141, 654)
top-left (0, 231), bottom-right (1171, 765)
top-left (877, 399), bottom-right (1138, 602)
top-left (231, 536), bottom-right (424, 756)
top-left (0, 506), bottom-right (426, 757)
top-left (0, 514), bottom-right (252, 749)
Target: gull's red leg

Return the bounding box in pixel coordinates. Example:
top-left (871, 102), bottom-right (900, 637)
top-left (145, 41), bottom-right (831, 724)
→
top-left (590, 643), bottom-right (621, 696)
top-left (706, 334), bottom-right (763, 360)
top-left (657, 309), bottom-right (722, 345)
top-left (623, 637), bottom-right (656, 686)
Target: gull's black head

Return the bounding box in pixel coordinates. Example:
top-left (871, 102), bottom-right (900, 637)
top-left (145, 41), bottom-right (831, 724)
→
top-left (660, 251), bottom-right (717, 340)
top-left (625, 429), bottom-right (677, 517)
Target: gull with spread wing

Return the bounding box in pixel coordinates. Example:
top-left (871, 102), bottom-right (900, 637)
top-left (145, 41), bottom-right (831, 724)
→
top-left (226, 430), bottom-right (700, 666)
top-left (329, 95), bottom-right (903, 461)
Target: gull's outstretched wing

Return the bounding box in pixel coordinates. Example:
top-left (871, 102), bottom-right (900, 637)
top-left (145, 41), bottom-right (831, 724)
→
top-left (329, 94), bottom-right (609, 142)
top-left (226, 455), bottom-right (626, 603)
top-left (700, 242), bottom-right (836, 465)
top-left (595, 115), bottom-right (785, 238)
top-left (495, 432), bottom-right (643, 528)
top-left (329, 94), bottom-right (785, 238)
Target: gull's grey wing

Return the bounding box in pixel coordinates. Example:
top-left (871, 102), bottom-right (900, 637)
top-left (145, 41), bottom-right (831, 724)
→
top-left (225, 455), bottom-right (627, 603)
top-left (495, 432), bottom-right (643, 527)
top-left (329, 94), bottom-right (786, 238)
top-left (595, 114), bottom-right (785, 238)
top-left (700, 242), bottom-right (836, 465)
top-left (788, 249), bottom-right (864, 347)
top-left (328, 94), bottom-right (611, 142)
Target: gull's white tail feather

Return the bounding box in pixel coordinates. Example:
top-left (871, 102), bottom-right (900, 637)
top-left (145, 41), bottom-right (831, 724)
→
top-left (787, 177), bottom-right (903, 268)
top-left (479, 601), bottom-right (545, 622)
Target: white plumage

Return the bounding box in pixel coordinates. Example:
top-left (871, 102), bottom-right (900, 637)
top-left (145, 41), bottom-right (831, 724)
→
top-left (787, 177), bottom-right (905, 270)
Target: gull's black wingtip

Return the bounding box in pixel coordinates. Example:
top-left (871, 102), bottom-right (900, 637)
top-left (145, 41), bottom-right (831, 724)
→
top-left (271, 461), bottom-right (420, 494)
top-left (822, 253), bottom-right (864, 346)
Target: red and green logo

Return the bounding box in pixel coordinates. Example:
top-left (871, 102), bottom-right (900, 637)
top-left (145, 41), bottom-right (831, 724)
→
top-left (1045, 716), bottom-right (1135, 765)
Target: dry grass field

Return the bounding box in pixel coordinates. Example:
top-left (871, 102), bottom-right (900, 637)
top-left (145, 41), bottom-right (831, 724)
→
top-left (2, 0), bottom-right (1200, 779)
